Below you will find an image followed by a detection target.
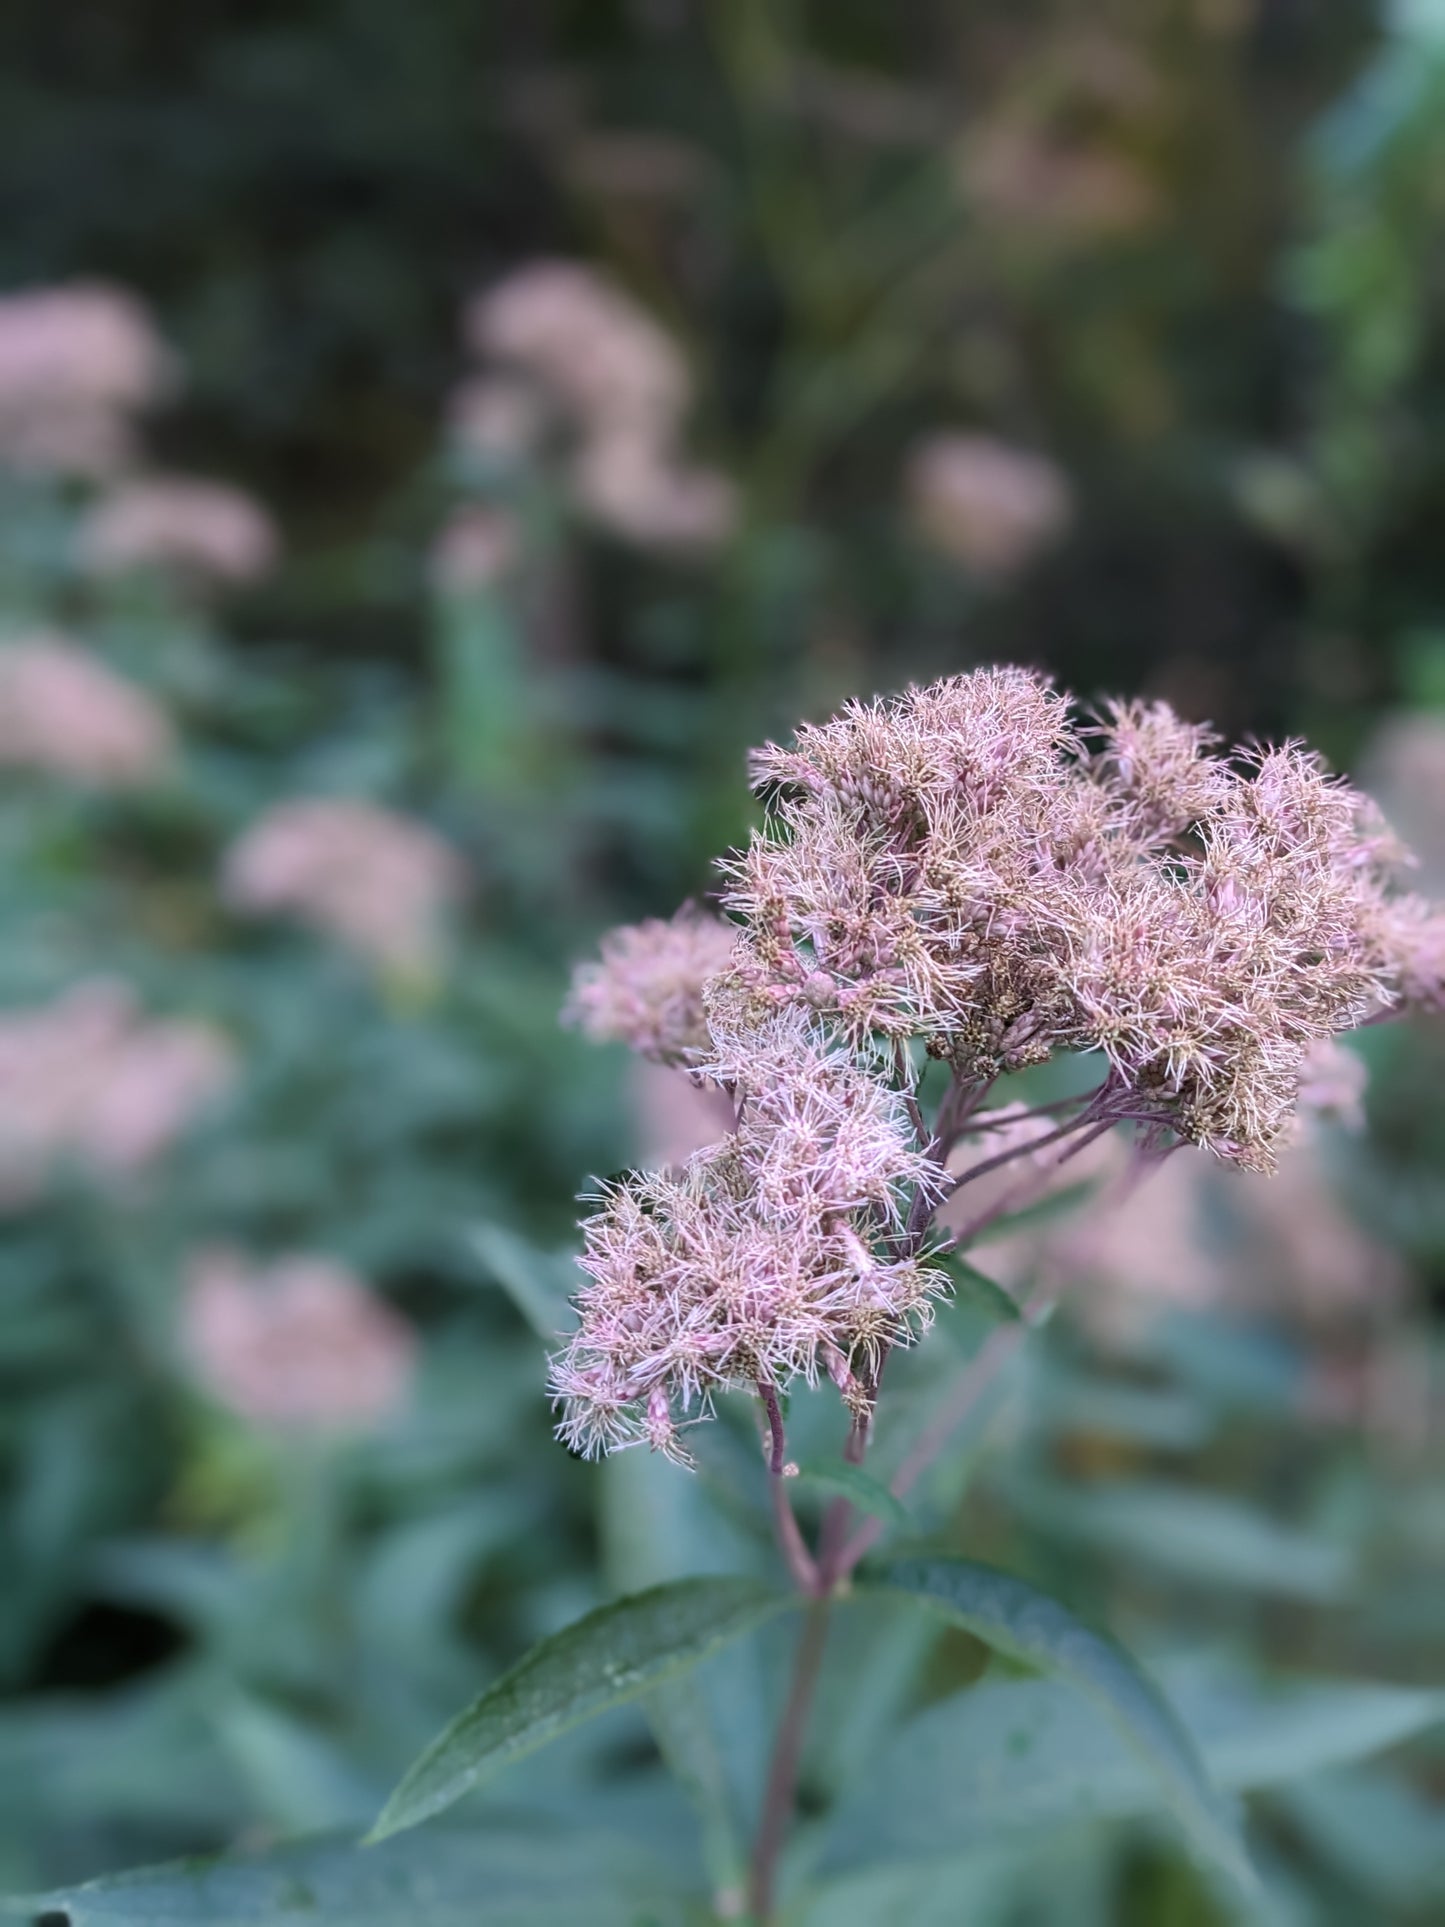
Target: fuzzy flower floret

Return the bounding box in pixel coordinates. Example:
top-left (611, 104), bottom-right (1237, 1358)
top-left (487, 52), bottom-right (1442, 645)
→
top-left (549, 1011), bottom-right (948, 1462)
top-left (563, 906), bottom-right (737, 1065)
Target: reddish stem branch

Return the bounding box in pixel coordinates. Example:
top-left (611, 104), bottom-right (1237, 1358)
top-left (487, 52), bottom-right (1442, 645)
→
top-left (757, 1377), bottom-right (787, 1476)
top-left (746, 1597), bottom-right (832, 1923)
top-left (894, 1040), bottom-right (928, 1149)
top-left (964, 1089), bottom-right (1099, 1132)
top-left (747, 1071), bottom-right (1130, 1915)
top-left (771, 1473), bottom-right (819, 1594)
top-left (835, 1304), bottom-right (1043, 1577)
top-left (942, 1117), bottom-right (1113, 1249)
top-left (927, 1070), bottom-right (993, 1161)
top-left (758, 1378), bottom-right (817, 1594)
top-left (940, 1107), bottom-right (1102, 1202)
top-left (835, 1125), bottom-right (1156, 1578)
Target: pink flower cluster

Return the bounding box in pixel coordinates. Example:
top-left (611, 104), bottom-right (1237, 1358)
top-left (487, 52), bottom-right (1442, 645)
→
top-left (906, 433), bottom-right (1072, 579)
top-left (222, 798), bottom-right (466, 978)
top-left (183, 1247), bottom-right (415, 1434)
top-left (554, 666), bottom-right (1444, 1461)
top-left (730, 669), bottom-right (1440, 1167)
top-left (562, 905), bottom-right (737, 1065)
top-left (0, 633), bottom-right (172, 788)
top-left (0, 282), bottom-right (175, 478)
top-left (551, 1007), bottom-right (947, 1462)
top-left (0, 981), bottom-right (232, 1209)
top-left (80, 475), bottom-right (278, 586)
top-left (452, 261), bottom-right (736, 553)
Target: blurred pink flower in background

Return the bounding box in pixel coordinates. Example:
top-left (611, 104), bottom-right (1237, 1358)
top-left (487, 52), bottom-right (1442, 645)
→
top-left (1292, 1037), bottom-right (1368, 1135)
top-left (629, 1059), bottom-right (736, 1168)
top-left (1355, 712), bottom-right (1445, 1014)
top-left (959, 125), bottom-right (1161, 241)
top-left (1040, 1141), bottom-right (1224, 1325)
top-left (1085, 1137), bottom-right (1405, 1338)
top-left (0, 281), bottom-right (175, 477)
top-left (906, 432), bottom-right (1073, 578)
top-left (0, 633), bottom-right (172, 787)
top-left (428, 504), bottom-right (521, 595)
top-left (563, 905), bottom-right (736, 1065)
top-left (182, 1248), bottom-right (415, 1434)
top-left (80, 475), bottom-right (279, 585)
top-left (1233, 1139), bottom-right (1408, 1328)
top-left (467, 260), bottom-right (688, 438)
top-left (955, 34), bottom-right (1164, 244)
top-left (964, 1098), bottom-right (1405, 1348)
top-left (1364, 711), bottom-right (1445, 889)
top-left (455, 260), bottom-right (736, 554)
top-left (0, 981), bottom-right (233, 1209)
top-left (571, 430), bottom-right (738, 554)
top-left (221, 798), bottom-right (466, 976)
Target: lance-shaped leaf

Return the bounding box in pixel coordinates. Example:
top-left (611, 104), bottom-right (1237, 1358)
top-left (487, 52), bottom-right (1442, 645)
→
top-left (814, 1654), bottom-right (1445, 1897)
top-left (369, 1577), bottom-right (789, 1840)
top-left (863, 1556), bottom-right (1251, 1891)
top-left (2, 1820), bottom-right (695, 1925)
top-left (795, 1463), bottom-right (913, 1533)
top-left (464, 1222), bottom-right (575, 1342)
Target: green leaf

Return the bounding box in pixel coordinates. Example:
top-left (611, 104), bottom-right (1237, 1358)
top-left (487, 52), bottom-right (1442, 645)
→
top-left (599, 1439), bottom-right (779, 1894)
top-left (1015, 1479), bottom-right (1353, 1600)
top-left (794, 1463), bottom-right (913, 1532)
top-left (1272, 1765), bottom-right (1445, 1906)
top-left (2, 1821), bottom-right (694, 1925)
top-left (816, 1653), bottom-right (1444, 1890)
top-left (638, 1670), bottom-right (746, 1895)
top-left (1030, 1366), bottom-right (1215, 1451)
top-left (369, 1577), bottom-right (790, 1840)
top-left (1171, 1658), bottom-right (1445, 1788)
top-left (864, 1556), bottom-right (1250, 1890)
top-left (463, 1222), bottom-right (575, 1342)
top-left (938, 1253), bottom-right (1022, 1323)
top-left (801, 1843), bottom-right (1034, 1927)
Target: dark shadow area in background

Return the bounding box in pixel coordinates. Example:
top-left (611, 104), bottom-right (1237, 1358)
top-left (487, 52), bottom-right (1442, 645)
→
top-left (0, 0), bottom-right (1412, 749)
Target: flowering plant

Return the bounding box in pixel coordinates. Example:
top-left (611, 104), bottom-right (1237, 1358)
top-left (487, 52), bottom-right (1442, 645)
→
top-left (365, 668), bottom-right (1444, 1921)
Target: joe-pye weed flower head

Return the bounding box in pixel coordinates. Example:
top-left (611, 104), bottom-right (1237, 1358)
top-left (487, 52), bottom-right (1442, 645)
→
top-left (81, 475), bottom-right (279, 586)
top-left (0, 281), bottom-right (175, 477)
top-left (906, 433), bottom-right (1072, 578)
top-left (0, 633), bottom-right (173, 788)
top-left (0, 981), bottom-right (232, 1208)
top-left (183, 1248), bottom-right (415, 1434)
top-left (553, 667), bottom-right (1444, 1465)
top-left (453, 260), bottom-right (736, 554)
top-left (221, 798), bottom-right (466, 979)
top-left (551, 1004), bottom-right (947, 1463)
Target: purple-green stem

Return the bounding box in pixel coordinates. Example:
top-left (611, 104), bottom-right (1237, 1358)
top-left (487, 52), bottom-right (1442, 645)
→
top-left (745, 1597), bottom-right (832, 1923)
top-left (746, 1075), bottom-right (1108, 1920)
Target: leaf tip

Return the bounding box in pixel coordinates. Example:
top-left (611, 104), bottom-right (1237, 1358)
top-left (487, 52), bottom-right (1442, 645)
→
top-left (360, 1801), bottom-right (413, 1847)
